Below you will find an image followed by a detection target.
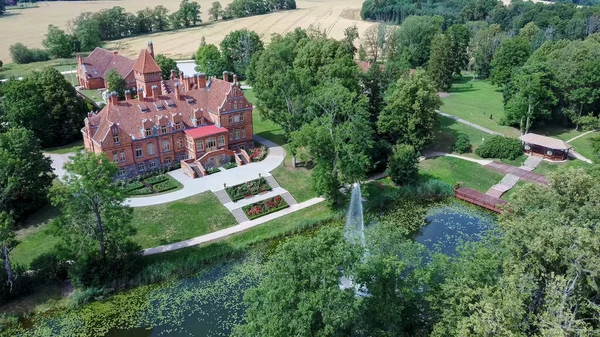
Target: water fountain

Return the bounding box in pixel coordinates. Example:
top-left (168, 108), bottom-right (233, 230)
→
top-left (340, 183), bottom-right (368, 296)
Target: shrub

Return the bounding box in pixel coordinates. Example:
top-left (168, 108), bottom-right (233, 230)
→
top-left (243, 195), bottom-right (289, 219)
top-left (475, 135), bottom-right (522, 160)
top-left (145, 174), bottom-right (169, 185)
top-left (387, 143), bottom-right (419, 185)
top-left (69, 245), bottom-right (142, 289)
top-left (69, 287), bottom-right (112, 308)
top-left (206, 167), bottom-right (220, 175)
top-left (578, 114), bottom-right (600, 131)
top-left (30, 252), bottom-right (69, 284)
top-left (453, 134), bottom-right (472, 153)
top-left (223, 162), bottom-right (237, 169)
top-left (124, 181), bottom-right (145, 192)
top-left (154, 180), bottom-right (178, 192)
top-left (129, 187), bottom-right (153, 195)
top-left (9, 43), bottom-right (50, 64)
top-left (398, 179), bottom-right (454, 200)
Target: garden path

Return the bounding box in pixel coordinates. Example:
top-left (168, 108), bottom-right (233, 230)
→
top-left (436, 110), bottom-right (502, 136)
top-left (142, 197), bottom-right (325, 255)
top-left (566, 129), bottom-right (598, 143)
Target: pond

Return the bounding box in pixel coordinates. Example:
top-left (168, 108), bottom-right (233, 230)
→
top-left (17, 202), bottom-right (496, 337)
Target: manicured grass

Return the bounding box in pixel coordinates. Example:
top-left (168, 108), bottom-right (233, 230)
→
top-left (567, 131), bottom-right (599, 162)
top-left (11, 223), bottom-right (62, 268)
top-left (129, 192), bottom-right (236, 248)
top-left (0, 58), bottom-right (76, 79)
top-left (43, 140), bottom-right (84, 154)
top-left (441, 74), bottom-right (520, 137)
top-left (528, 124), bottom-right (583, 142)
top-left (62, 72), bottom-right (79, 86)
top-left (79, 89), bottom-right (104, 102)
top-left (533, 159), bottom-right (591, 176)
top-left (271, 146), bottom-right (317, 202)
top-left (427, 115), bottom-right (496, 154)
top-left (419, 156), bottom-right (504, 192)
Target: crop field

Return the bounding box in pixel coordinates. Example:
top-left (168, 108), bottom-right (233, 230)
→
top-left (0, 0), bottom-right (374, 62)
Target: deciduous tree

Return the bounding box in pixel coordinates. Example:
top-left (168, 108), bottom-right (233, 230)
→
top-left (428, 33), bottom-right (454, 91)
top-left (387, 143), bottom-right (419, 185)
top-left (155, 54), bottom-right (178, 80)
top-left (490, 37), bottom-right (531, 87)
top-left (195, 43), bottom-right (225, 77)
top-left (105, 69), bottom-right (127, 100)
top-left (396, 15), bottom-right (443, 67)
top-left (43, 24), bottom-right (73, 59)
top-left (209, 1), bottom-right (223, 21)
top-left (0, 213), bottom-right (16, 293)
top-left (220, 29), bottom-right (263, 77)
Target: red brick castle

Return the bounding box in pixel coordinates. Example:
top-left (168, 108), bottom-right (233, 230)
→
top-left (81, 43), bottom-right (254, 178)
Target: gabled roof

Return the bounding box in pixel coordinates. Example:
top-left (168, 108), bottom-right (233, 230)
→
top-left (520, 133), bottom-right (572, 151)
top-left (81, 47), bottom-right (135, 80)
top-left (133, 49), bottom-right (161, 74)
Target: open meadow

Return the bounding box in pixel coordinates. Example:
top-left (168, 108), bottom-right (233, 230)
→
top-left (0, 0), bottom-right (375, 62)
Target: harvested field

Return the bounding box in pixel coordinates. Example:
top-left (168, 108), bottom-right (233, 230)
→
top-left (0, 0), bottom-right (374, 62)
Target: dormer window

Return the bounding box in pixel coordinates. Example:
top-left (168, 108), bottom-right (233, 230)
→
top-left (138, 104), bottom-right (149, 113)
top-left (165, 100), bottom-right (176, 108)
top-left (161, 125), bottom-right (167, 134)
top-left (154, 102), bottom-right (165, 110)
top-left (145, 128), bottom-right (152, 137)
top-left (174, 122), bottom-right (182, 130)
top-left (186, 97), bottom-right (195, 104)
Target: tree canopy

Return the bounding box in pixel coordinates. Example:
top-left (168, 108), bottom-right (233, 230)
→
top-left (220, 29), bottom-right (264, 77)
top-left (195, 43), bottom-right (225, 77)
top-left (155, 54), bottom-right (178, 80)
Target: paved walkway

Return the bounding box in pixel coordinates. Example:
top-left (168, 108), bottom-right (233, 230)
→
top-left (566, 129), bottom-right (598, 143)
top-left (519, 155), bottom-right (543, 171)
top-left (421, 151), bottom-right (493, 165)
top-left (142, 197), bottom-right (325, 255)
top-left (436, 110), bottom-right (502, 136)
top-left (125, 135), bottom-right (285, 207)
top-left (485, 161), bottom-right (548, 185)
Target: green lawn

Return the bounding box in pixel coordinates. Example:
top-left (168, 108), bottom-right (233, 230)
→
top-left (568, 131), bottom-right (598, 162)
top-left (130, 192), bottom-right (236, 248)
top-left (245, 89), bottom-right (287, 145)
top-left (79, 89), bottom-right (104, 102)
top-left (62, 72), bottom-right (79, 86)
top-left (441, 74), bottom-right (520, 137)
top-left (533, 159), bottom-right (591, 176)
top-left (419, 156), bottom-right (504, 192)
top-left (11, 223), bottom-right (62, 268)
top-left (43, 140), bottom-right (84, 154)
top-left (427, 115), bottom-right (496, 154)
top-left (0, 59), bottom-right (77, 79)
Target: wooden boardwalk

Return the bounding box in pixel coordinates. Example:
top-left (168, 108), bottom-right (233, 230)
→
top-left (484, 161), bottom-right (548, 185)
top-left (455, 187), bottom-right (507, 213)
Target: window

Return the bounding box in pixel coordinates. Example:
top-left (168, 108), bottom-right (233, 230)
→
top-left (218, 135), bottom-right (225, 146)
top-left (161, 125), bottom-right (167, 134)
top-left (136, 147), bottom-right (143, 158)
top-left (117, 169), bottom-right (125, 176)
top-left (177, 137), bottom-right (183, 148)
top-left (229, 131), bottom-right (233, 141)
top-left (112, 152), bottom-right (118, 163)
top-left (113, 135), bottom-right (120, 144)
top-left (233, 115), bottom-right (240, 123)
top-left (234, 101), bottom-right (238, 110)
top-left (241, 129), bottom-right (246, 139)
top-left (228, 115), bottom-right (233, 123)
top-left (119, 151), bottom-right (126, 162)
top-left (206, 137), bottom-right (216, 149)
top-left (138, 164), bottom-right (145, 171)
top-left (240, 114), bottom-right (244, 122)
top-left (196, 140), bottom-right (204, 151)
top-left (235, 129), bottom-right (240, 140)
top-left (174, 122), bottom-right (181, 130)
top-left (148, 143), bottom-right (155, 155)
top-left (149, 162), bottom-right (157, 168)
top-left (162, 140), bottom-right (171, 152)
top-left (165, 158), bottom-right (171, 164)
top-left (145, 128), bottom-right (152, 137)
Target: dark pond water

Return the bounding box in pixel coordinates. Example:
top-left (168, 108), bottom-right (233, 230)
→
top-left (22, 202), bottom-right (495, 337)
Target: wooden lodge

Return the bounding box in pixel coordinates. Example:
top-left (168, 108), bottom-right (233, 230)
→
top-left (520, 133), bottom-right (571, 161)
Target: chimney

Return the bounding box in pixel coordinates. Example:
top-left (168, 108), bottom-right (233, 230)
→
top-left (109, 91), bottom-right (118, 105)
top-left (223, 71), bottom-right (229, 82)
top-left (137, 87), bottom-right (144, 101)
top-left (113, 51), bottom-right (118, 55)
top-left (170, 69), bottom-right (177, 80)
top-left (198, 73), bottom-right (206, 88)
top-left (124, 89), bottom-right (132, 101)
top-left (232, 74), bottom-right (238, 84)
top-left (151, 85), bottom-right (160, 98)
top-left (174, 82), bottom-right (181, 100)
top-left (184, 76), bottom-right (191, 91)
top-left (147, 41), bottom-right (155, 59)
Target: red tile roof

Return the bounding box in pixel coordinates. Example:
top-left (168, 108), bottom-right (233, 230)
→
top-left (184, 125), bottom-right (228, 139)
top-left (133, 49), bottom-right (161, 74)
top-left (81, 47), bottom-right (135, 80)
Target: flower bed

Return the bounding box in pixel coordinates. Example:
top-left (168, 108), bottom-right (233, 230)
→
top-left (153, 180), bottom-right (178, 193)
top-left (223, 162), bottom-right (237, 169)
top-left (242, 195), bottom-right (289, 220)
top-left (124, 181), bottom-right (145, 192)
top-left (206, 167), bottom-right (220, 175)
top-left (129, 187), bottom-right (153, 196)
top-left (226, 178), bottom-right (271, 201)
top-left (145, 174), bottom-right (169, 185)
top-left (247, 145), bottom-right (268, 162)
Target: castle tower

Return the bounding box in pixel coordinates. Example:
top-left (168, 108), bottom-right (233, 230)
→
top-left (133, 44), bottom-right (162, 98)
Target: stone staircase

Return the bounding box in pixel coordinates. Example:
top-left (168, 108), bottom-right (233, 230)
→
top-left (281, 191), bottom-right (298, 205)
top-left (231, 207), bottom-right (249, 223)
top-left (519, 155), bottom-right (543, 171)
top-left (214, 189), bottom-right (233, 204)
top-left (264, 175), bottom-right (280, 189)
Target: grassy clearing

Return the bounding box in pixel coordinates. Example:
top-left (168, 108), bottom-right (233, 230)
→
top-left (427, 115), bottom-right (495, 154)
top-left (245, 89), bottom-right (287, 146)
top-left (441, 74), bottom-right (520, 137)
top-left (419, 156), bottom-right (504, 192)
top-left (43, 140), bottom-right (84, 154)
top-left (568, 131), bottom-right (598, 161)
top-left (62, 72), bottom-right (79, 86)
top-left (533, 159), bottom-right (591, 176)
top-left (0, 58), bottom-right (76, 79)
top-left (11, 222), bottom-right (62, 268)
top-left (79, 89), bottom-right (104, 102)
top-left (130, 192), bottom-right (236, 248)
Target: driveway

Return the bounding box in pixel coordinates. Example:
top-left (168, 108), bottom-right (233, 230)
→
top-left (125, 135), bottom-right (286, 207)
top-left (45, 153), bottom-right (75, 180)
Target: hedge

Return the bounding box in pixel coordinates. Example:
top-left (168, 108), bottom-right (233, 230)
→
top-left (475, 135), bottom-right (523, 160)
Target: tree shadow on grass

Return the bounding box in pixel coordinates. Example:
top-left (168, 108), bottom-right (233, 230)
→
top-left (425, 117), bottom-right (473, 155)
top-left (255, 131), bottom-right (287, 146)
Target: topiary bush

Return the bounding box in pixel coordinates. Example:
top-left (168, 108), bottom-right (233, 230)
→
top-left (453, 134), bottom-right (472, 153)
top-left (475, 135), bottom-right (522, 160)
